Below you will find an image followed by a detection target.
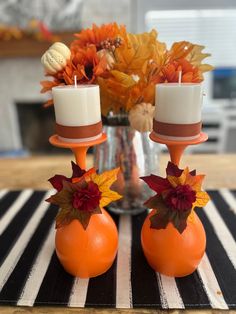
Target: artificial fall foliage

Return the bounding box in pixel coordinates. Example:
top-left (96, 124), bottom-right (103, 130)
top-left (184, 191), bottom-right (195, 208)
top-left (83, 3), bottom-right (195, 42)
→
top-left (40, 23), bottom-right (213, 115)
top-left (141, 162), bottom-right (210, 233)
top-left (46, 161), bottom-right (122, 229)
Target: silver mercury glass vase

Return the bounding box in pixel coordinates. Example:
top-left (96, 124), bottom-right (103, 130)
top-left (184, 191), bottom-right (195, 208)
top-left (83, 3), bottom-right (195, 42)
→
top-left (94, 114), bottom-right (160, 215)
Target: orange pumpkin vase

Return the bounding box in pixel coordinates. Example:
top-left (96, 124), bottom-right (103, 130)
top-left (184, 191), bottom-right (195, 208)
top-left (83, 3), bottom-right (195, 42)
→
top-left (140, 161), bottom-right (210, 277)
top-left (141, 209), bottom-right (206, 277)
top-left (56, 208), bottom-right (118, 278)
top-left (46, 161), bottom-right (122, 278)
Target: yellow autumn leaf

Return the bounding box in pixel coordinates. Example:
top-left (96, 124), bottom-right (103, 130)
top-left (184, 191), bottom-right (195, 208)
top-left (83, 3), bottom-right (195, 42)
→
top-left (198, 64), bottom-right (214, 73)
top-left (91, 168), bottom-right (122, 207)
top-left (91, 168), bottom-right (120, 188)
top-left (167, 175), bottom-right (178, 188)
top-left (98, 76), bottom-right (130, 115)
top-left (187, 209), bottom-right (195, 223)
top-left (151, 39), bottom-right (167, 67)
top-left (110, 70), bottom-right (137, 88)
top-left (193, 191), bottom-right (210, 208)
top-left (121, 77), bottom-right (156, 111)
top-left (98, 70), bottom-right (145, 114)
top-left (168, 41), bottom-right (194, 61)
top-left (96, 29), bottom-right (166, 115)
top-left (167, 167), bottom-right (189, 187)
top-left (99, 190), bottom-right (122, 208)
top-left (186, 174), bottom-right (205, 191)
top-left (186, 44), bottom-right (210, 65)
top-left (186, 44), bottom-right (214, 72)
top-left (114, 30), bottom-right (161, 76)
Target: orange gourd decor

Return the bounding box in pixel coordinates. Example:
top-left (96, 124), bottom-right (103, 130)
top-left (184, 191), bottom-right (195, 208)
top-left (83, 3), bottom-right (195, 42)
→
top-left (47, 161), bottom-right (121, 278)
top-left (141, 161), bottom-right (210, 277)
top-left (141, 210), bottom-right (206, 277)
top-left (55, 208), bottom-right (118, 278)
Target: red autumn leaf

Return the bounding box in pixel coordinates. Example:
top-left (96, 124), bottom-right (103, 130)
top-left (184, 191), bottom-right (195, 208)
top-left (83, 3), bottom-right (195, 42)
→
top-left (48, 175), bottom-right (71, 192)
top-left (166, 161), bottom-right (196, 177)
top-left (140, 174), bottom-right (171, 194)
top-left (166, 161), bottom-right (183, 177)
top-left (48, 161), bottom-right (86, 191)
top-left (71, 161), bottom-right (86, 178)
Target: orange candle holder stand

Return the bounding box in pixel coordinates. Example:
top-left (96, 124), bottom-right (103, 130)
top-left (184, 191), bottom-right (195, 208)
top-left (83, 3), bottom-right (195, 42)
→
top-left (49, 133), bottom-right (107, 169)
top-left (48, 132), bottom-right (120, 279)
top-left (141, 131), bottom-right (209, 277)
top-left (149, 131), bottom-right (208, 166)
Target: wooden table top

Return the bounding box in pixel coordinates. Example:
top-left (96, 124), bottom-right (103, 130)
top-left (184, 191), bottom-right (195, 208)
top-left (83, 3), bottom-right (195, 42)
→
top-left (1, 153), bottom-right (236, 190)
top-left (0, 153), bottom-right (236, 314)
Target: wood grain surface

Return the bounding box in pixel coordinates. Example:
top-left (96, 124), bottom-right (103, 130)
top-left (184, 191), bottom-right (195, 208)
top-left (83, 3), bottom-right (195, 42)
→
top-left (0, 153), bottom-right (236, 190)
top-left (0, 307), bottom-right (236, 313)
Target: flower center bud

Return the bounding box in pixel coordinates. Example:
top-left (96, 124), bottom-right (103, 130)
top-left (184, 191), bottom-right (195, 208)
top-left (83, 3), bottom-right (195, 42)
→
top-left (72, 181), bottom-right (101, 212)
top-left (164, 184), bottom-right (196, 211)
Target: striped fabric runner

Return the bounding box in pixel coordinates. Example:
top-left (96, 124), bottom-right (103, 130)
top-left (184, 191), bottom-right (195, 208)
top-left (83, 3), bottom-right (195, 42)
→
top-left (0, 189), bottom-right (236, 309)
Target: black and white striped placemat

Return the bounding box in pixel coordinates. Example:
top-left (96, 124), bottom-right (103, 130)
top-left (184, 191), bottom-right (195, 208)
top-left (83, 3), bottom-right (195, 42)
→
top-left (0, 189), bottom-right (235, 309)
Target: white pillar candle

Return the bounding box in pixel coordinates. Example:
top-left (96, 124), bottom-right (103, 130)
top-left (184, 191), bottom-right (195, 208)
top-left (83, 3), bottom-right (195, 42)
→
top-left (153, 83), bottom-right (203, 141)
top-left (52, 84), bottom-right (102, 142)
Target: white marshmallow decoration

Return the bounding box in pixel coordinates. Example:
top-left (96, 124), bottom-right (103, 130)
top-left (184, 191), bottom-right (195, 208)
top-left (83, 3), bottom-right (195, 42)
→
top-left (41, 42), bottom-right (71, 74)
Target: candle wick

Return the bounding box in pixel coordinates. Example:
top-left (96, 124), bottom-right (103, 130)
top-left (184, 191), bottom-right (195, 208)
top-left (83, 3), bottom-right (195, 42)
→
top-left (178, 70), bottom-right (182, 85)
top-left (74, 75), bottom-right (77, 88)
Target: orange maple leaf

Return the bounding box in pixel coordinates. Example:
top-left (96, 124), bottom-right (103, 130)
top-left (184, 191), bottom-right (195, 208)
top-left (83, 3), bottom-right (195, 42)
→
top-left (168, 41), bottom-right (194, 62)
top-left (161, 58), bottom-right (202, 83)
top-left (40, 80), bottom-right (61, 93)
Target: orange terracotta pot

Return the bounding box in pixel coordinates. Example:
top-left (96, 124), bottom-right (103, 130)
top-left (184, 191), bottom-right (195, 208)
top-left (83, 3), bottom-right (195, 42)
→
top-left (141, 209), bottom-right (206, 277)
top-left (55, 208), bottom-right (118, 278)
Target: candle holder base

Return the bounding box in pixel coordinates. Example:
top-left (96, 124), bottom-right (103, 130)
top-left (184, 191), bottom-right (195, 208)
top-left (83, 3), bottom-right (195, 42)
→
top-left (149, 132), bottom-right (208, 166)
top-left (49, 133), bottom-right (107, 169)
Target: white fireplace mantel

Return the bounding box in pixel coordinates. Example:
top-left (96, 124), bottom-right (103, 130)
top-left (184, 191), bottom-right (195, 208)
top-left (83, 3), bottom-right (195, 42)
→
top-left (0, 58), bottom-right (48, 151)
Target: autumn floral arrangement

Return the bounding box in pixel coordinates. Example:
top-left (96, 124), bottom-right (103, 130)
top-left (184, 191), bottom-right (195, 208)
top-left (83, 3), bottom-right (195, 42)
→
top-left (141, 161), bottom-right (210, 233)
top-left (46, 161), bottom-right (121, 229)
top-left (41, 22), bottom-right (213, 132)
